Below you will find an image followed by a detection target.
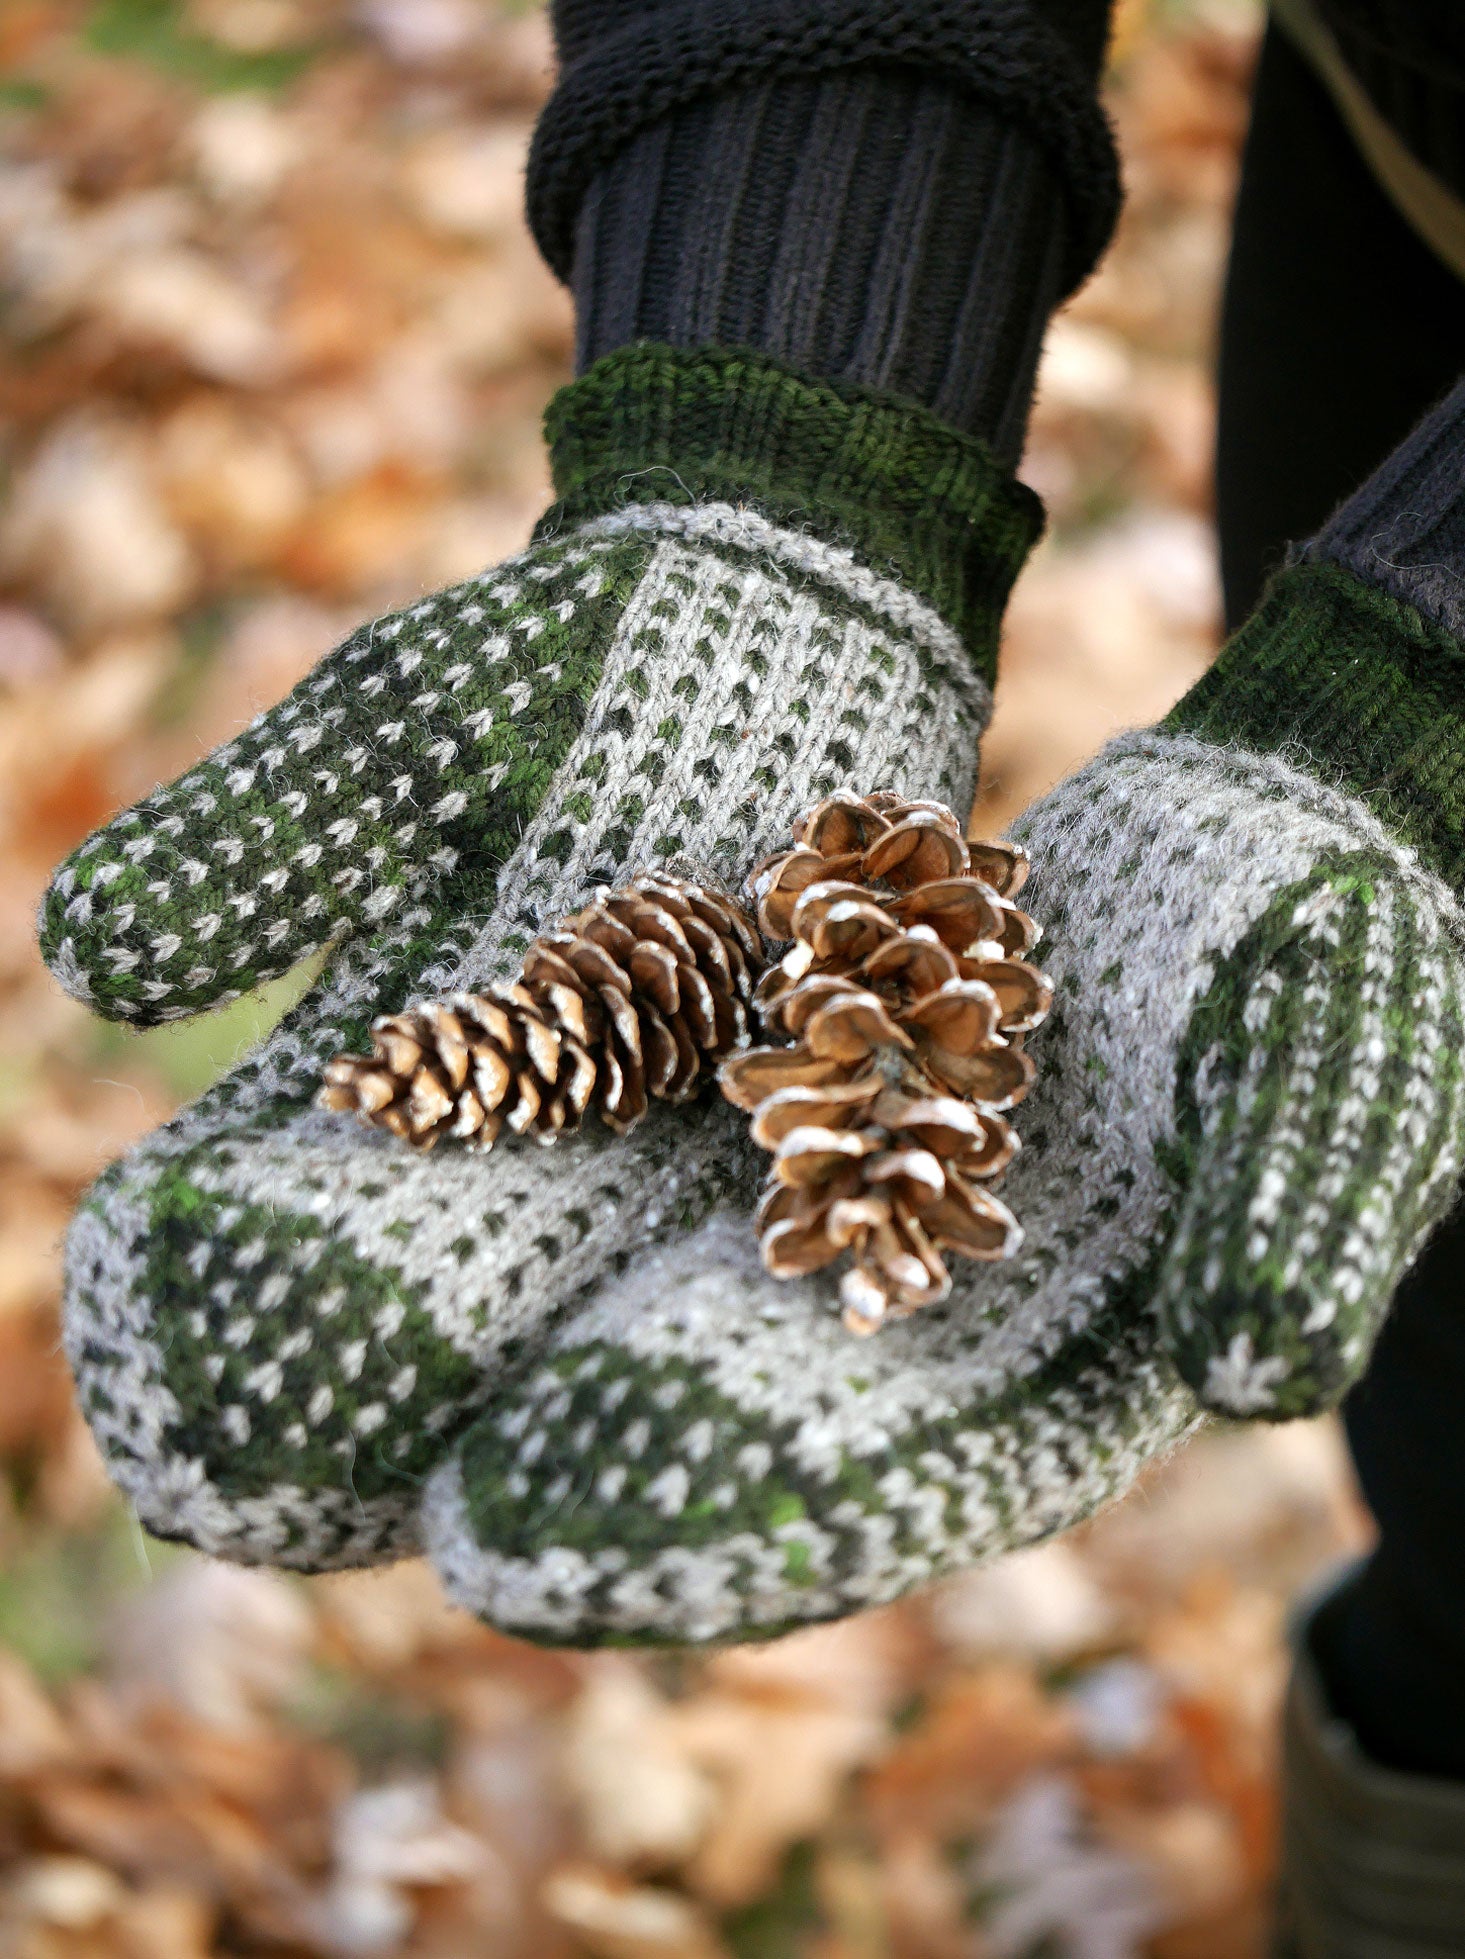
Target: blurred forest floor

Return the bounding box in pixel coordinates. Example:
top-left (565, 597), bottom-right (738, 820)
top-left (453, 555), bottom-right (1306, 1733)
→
top-left (0, 3), bottom-right (1372, 1955)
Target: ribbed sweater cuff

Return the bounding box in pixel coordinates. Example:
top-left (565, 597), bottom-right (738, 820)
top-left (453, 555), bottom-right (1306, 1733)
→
top-left (1299, 376), bottom-right (1465, 643)
top-left (538, 344), bottom-right (1044, 675)
top-left (1169, 562), bottom-right (1465, 889)
top-left (572, 71), bottom-right (1069, 459)
top-left (531, 0), bottom-right (1120, 302)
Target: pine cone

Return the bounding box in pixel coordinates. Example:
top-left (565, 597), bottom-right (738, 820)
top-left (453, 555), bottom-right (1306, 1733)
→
top-left (749, 789), bottom-right (1030, 939)
top-left (321, 874), bottom-right (763, 1150)
top-left (721, 790), bottom-right (1051, 1333)
top-left (751, 1086), bottom-right (1022, 1336)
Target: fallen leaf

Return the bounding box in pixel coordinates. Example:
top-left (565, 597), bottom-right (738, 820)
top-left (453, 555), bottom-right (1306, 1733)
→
top-left (109, 1562), bottom-right (312, 1732)
top-left (930, 1543), bottom-right (1118, 1664)
top-left (671, 1689), bottom-right (885, 1907)
top-left (543, 1864), bottom-right (729, 1959)
top-left (562, 1660), bottom-right (716, 1871)
top-left (970, 1775), bottom-right (1165, 1959)
top-left (0, 418), bottom-right (195, 634)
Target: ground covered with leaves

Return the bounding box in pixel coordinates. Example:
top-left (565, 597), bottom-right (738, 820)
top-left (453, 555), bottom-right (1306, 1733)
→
top-left (0, 3), bottom-right (1371, 1954)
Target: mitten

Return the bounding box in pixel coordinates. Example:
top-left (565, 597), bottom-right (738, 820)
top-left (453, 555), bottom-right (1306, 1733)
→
top-left (47, 345), bottom-right (1039, 1570)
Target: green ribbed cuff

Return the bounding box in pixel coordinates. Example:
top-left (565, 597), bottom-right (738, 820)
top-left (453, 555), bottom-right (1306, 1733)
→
top-left (538, 343), bottom-right (1043, 676)
top-left (1170, 561), bottom-right (1465, 889)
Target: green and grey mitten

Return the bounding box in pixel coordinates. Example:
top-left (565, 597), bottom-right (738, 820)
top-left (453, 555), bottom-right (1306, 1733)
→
top-left (422, 384), bottom-right (1465, 1646)
top-left (44, 345), bottom-right (1040, 1570)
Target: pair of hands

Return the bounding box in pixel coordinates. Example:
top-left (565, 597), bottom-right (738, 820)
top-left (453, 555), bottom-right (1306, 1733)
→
top-left (46, 499), bottom-right (1461, 1644)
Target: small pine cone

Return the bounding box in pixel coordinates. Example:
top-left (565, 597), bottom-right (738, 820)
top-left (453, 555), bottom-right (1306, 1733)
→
top-left (320, 987), bottom-right (598, 1151)
top-left (720, 983), bottom-right (1031, 1331)
top-left (753, 885), bottom-right (1051, 1084)
top-left (748, 789), bottom-right (1049, 1057)
top-left (722, 976), bottom-right (1036, 1120)
top-left (321, 873), bottom-right (763, 1151)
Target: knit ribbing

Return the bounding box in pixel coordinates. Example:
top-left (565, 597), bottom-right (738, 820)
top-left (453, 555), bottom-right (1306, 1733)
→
top-left (1302, 376), bottom-right (1465, 640)
top-left (572, 72), bottom-right (1068, 458)
top-left (540, 344), bottom-right (1043, 674)
top-left (530, 0), bottom-right (1121, 302)
top-left (1168, 562), bottom-right (1465, 892)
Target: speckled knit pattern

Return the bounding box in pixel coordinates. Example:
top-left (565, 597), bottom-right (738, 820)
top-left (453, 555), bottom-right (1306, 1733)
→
top-left (53, 329), bottom-right (1465, 1641)
top-left (56, 496), bottom-right (1001, 1572)
top-left (424, 727), bottom-right (1465, 1643)
top-left (41, 346), bottom-right (1037, 1029)
top-left (46, 344), bottom-right (1041, 1571)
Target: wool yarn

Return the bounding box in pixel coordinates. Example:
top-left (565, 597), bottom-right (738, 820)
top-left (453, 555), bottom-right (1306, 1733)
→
top-left (46, 346), bottom-right (1035, 1571)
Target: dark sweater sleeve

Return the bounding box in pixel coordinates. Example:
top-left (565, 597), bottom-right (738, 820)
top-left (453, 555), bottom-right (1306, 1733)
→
top-left (1305, 0), bottom-right (1465, 208)
top-left (570, 71), bottom-right (1074, 458)
top-left (529, 0), bottom-right (1122, 304)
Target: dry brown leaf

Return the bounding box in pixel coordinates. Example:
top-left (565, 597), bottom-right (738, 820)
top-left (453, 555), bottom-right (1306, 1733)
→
top-left (0, 608), bottom-right (65, 686)
top-left (109, 1563), bottom-right (312, 1732)
top-left (928, 1543), bottom-right (1118, 1664)
top-left (865, 1665), bottom-right (1077, 1846)
top-left (188, 92), bottom-right (301, 208)
top-left (297, 1778), bottom-right (487, 1956)
top-left (154, 397), bottom-right (309, 570)
top-left (0, 418), bottom-right (196, 634)
top-left (401, 123), bottom-right (535, 241)
top-left (668, 1690), bottom-right (885, 1907)
top-left (5, 1856), bottom-right (128, 1931)
top-left (0, 1300), bottom-right (75, 1461)
top-left (1, 1862), bottom-right (216, 1959)
top-left (706, 1609), bottom-right (922, 1723)
top-left (875, 1828), bottom-right (970, 1959)
top-left (310, 1560), bottom-right (472, 1675)
top-left (543, 1864), bottom-right (729, 1959)
top-left (0, 1652), bottom-right (75, 1777)
top-left (1097, 1799), bottom-right (1247, 1927)
top-left (562, 1660), bottom-right (716, 1871)
top-left (274, 463), bottom-right (443, 594)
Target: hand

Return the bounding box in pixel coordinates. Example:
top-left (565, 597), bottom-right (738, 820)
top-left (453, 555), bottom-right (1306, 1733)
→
top-left (420, 710), bottom-right (1465, 1644)
top-left (46, 347), bottom-right (1025, 1571)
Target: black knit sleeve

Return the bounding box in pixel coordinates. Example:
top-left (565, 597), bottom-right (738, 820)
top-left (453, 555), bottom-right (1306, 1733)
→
top-left (528, 0), bottom-right (1122, 304)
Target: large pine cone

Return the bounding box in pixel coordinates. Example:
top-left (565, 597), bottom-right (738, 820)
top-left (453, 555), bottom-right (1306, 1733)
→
top-left (722, 790), bottom-right (1052, 1332)
top-left (321, 874), bottom-right (762, 1150)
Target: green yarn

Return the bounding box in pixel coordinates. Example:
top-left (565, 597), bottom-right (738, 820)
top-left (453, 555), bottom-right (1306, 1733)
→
top-left (1158, 854), bottom-right (1465, 1418)
top-left (418, 558), bottom-right (1465, 1646)
top-left (53, 340), bottom-right (1465, 1649)
top-left (542, 343), bottom-right (1043, 676)
top-left (449, 1283), bottom-right (1171, 1649)
top-left (40, 532), bottom-right (645, 1026)
top-left (1170, 562), bottom-right (1465, 889)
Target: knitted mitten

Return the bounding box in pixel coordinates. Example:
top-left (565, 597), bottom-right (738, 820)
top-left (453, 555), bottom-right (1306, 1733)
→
top-left (421, 385), bottom-right (1465, 1646)
top-left (43, 344), bottom-right (1038, 1570)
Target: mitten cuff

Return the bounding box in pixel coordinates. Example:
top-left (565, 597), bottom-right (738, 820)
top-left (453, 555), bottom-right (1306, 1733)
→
top-left (540, 343), bottom-right (1043, 675)
top-left (1169, 561), bottom-right (1465, 891)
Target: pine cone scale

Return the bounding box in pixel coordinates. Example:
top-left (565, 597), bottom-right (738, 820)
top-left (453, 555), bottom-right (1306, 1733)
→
top-left (321, 789), bottom-right (1050, 1337)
